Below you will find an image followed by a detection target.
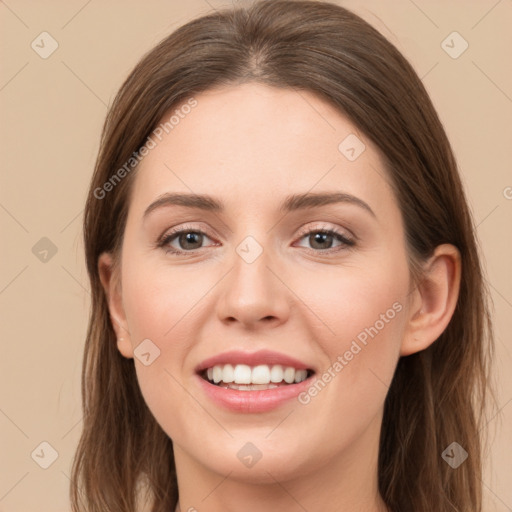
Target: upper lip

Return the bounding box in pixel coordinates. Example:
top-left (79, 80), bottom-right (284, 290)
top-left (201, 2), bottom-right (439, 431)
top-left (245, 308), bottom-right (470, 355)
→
top-left (195, 350), bottom-right (314, 373)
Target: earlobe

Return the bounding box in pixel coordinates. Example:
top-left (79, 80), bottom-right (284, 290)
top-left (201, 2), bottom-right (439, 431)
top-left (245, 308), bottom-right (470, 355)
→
top-left (400, 244), bottom-right (461, 356)
top-left (98, 252), bottom-right (134, 359)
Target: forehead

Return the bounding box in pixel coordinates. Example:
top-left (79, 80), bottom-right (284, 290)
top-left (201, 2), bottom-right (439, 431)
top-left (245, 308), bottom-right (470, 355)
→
top-left (129, 82), bottom-right (395, 218)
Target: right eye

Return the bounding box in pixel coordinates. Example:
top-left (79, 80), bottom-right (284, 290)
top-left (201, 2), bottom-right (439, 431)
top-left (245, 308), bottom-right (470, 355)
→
top-left (158, 226), bottom-right (217, 255)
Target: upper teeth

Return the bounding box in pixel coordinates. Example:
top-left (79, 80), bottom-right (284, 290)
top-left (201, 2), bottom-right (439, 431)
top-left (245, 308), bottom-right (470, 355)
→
top-left (205, 364), bottom-right (309, 385)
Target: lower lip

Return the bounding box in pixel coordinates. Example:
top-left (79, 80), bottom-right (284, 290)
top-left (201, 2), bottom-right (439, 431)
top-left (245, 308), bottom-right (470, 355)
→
top-left (195, 373), bottom-right (315, 413)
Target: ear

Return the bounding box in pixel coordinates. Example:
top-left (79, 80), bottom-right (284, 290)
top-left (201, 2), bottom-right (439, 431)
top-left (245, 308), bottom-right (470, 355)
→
top-left (400, 244), bottom-right (461, 356)
top-left (98, 252), bottom-right (134, 359)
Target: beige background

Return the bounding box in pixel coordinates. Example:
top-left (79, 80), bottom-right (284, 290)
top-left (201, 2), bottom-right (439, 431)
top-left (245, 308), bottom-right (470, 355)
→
top-left (0, 0), bottom-right (511, 510)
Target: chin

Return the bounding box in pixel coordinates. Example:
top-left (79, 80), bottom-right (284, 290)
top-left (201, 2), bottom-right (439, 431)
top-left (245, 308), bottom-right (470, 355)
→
top-left (191, 439), bottom-right (316, 483)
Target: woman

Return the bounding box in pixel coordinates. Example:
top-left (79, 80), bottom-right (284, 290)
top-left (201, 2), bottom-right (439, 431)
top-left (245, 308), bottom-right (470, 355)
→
top-left (70, 1), bottom-right (496, 511)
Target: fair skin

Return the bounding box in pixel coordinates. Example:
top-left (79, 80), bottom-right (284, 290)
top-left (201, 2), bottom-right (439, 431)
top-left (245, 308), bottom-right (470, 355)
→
top-left (99, 83), bottom-right (460, 512)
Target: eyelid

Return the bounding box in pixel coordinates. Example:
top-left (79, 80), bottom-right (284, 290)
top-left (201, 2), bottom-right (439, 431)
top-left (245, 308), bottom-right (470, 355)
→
top-left (295, 221), bottom-right (355, 241)
top-left (156, 223), bottom-right (217, 250)
top-left (157, 221), bottom-right (356, 255)
top-left (158, 221), bottom-right (353, 240)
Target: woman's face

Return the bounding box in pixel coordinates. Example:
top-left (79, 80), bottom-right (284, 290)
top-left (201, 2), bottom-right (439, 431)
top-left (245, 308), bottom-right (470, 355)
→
top-left (104, 83), bottom-right (416, 483)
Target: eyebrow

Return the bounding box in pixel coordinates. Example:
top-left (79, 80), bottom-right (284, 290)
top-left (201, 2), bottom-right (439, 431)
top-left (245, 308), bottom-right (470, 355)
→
top-left (143, 191), bottom-right (376, 220)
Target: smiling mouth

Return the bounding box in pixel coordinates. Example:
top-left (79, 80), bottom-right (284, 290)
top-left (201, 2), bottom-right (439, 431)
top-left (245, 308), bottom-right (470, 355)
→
top-left (199, 363), bottom-right (315, 391)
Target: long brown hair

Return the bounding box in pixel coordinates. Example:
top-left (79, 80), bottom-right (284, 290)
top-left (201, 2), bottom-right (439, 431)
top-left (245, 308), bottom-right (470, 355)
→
top-left (71, 1), bottom-right (496, 510)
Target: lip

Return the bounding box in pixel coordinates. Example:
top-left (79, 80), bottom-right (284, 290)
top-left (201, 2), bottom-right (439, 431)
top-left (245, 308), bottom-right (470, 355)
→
top-left (195, 372), bottom-right (316, 413)
top-left (194, 349), bottom-right (316, 413)
top-left (195, 349), bottom-right (313, 373)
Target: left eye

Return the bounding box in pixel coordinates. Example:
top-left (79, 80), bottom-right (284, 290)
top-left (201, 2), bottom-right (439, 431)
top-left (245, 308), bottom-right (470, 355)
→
top-left (295, 229), bottom-right (355, 252)
top-left (158, 227), bottom-right (354, 255)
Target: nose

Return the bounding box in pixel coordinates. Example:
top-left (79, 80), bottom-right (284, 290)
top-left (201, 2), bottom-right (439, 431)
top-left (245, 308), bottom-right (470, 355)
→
top-left (216, 243), bottom-right (290, 330)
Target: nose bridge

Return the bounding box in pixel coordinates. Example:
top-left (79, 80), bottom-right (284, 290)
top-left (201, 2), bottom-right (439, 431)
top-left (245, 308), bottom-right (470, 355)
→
top-left (216, 233), bottom-right (289, 326)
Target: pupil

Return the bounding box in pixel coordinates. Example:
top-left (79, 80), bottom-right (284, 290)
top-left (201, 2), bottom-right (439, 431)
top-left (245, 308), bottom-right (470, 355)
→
top-left (311, 232), bottom-right (332, 249)
top-left (181, 232), bottom-right (201, 249)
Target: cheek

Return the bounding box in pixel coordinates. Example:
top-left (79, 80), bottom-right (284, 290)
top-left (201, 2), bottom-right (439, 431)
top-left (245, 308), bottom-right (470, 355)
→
top-left (121, 256), bottom-right (210, 342)
top-left (121, 243), bottom-right (409, 377)
top-left (295, 252), bottom-right (409, 347)
top-left (296, 253), bottom-right (408, 409)
top-left (119, 257), bottom-right (207, 438)
top-left (119, 238), bottom-right (409, 435)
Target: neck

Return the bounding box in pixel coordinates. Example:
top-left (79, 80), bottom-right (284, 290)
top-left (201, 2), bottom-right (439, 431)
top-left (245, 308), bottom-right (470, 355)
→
top-left (174, 492), bottom-right (389, 512)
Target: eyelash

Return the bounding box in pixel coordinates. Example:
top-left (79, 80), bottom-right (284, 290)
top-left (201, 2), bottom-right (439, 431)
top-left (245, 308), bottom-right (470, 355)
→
top-left (157, 223), bottom-right (356, 256)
